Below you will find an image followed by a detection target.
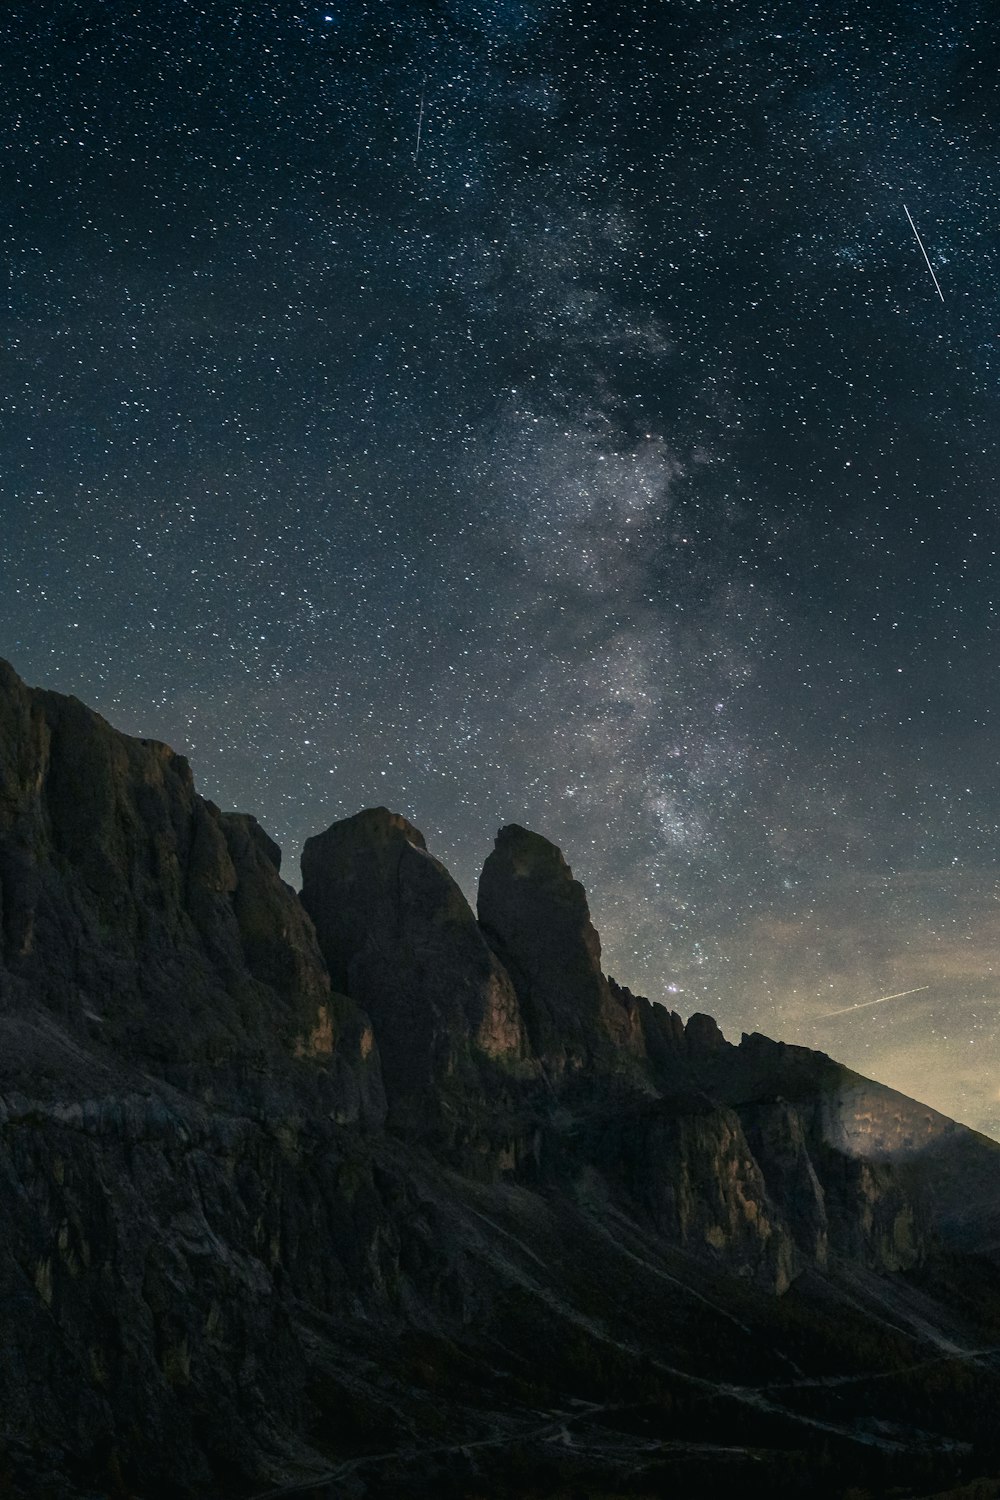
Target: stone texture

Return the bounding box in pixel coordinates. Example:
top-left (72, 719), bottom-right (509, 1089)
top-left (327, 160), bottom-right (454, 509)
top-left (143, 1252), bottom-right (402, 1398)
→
top-left (684, 1011), bottom-right (728, 1056)
top-left (477, 823), bottom-right (641, 1072)
top-left (3, 656), bottom-right (1000, 1497)
top-left (580, 1094), bottom-right (798, 1292)
top-left (0, 658), bottom-right (382, 1118)
top-left (301, 808), bottom-right (529, 1118)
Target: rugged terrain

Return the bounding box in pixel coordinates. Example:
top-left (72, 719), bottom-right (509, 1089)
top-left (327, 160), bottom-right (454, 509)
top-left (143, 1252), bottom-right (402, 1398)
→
top-left (1, 655), bottom-right (1000, 1499)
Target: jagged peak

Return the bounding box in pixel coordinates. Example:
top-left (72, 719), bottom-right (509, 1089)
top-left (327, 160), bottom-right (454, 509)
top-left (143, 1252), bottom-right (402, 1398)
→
top-left (303, 805), bottom-right (427, 856)
top-left (490, 822), bottom-right (574, 878)
top-left (300, 808), bottom-right (528, 1109)
top-left (480, 822), bottom-right (602, 962)
top-left (685, 1012), bottom-right (728, 1052)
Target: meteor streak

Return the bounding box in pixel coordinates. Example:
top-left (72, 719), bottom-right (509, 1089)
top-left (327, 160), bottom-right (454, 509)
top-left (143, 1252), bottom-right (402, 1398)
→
top-left (413, 78), bottom-right (427, 164)
top-left (820, 985), bottom-right (930, 1020)
top-left (903, 203), bottom-right (945, 302)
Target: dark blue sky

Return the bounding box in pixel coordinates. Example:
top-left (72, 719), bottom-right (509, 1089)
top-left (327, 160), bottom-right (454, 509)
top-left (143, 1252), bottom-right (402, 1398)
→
top-left (3, 0), bottom-right (1000, 1134)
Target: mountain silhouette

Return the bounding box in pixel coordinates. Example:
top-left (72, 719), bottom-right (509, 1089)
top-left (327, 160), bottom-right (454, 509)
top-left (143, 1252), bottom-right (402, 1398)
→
top-left (1, 656), bottom-right (999, 1498)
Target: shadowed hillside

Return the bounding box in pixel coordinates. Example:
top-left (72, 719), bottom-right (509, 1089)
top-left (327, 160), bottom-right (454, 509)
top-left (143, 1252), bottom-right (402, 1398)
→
top-left (2, 656), bottom-right (1000, 1499)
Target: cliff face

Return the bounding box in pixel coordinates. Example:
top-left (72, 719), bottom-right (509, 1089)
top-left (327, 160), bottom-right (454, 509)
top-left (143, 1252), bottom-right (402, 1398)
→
top-left (2, 655), bottom-right (1000, 1499)
top-left (0, 659), bottom-right (381, 1119)
top-left (300, 808), bottom-right (529, 1120)
top-left (477, 822), bottom-right (642, 1069)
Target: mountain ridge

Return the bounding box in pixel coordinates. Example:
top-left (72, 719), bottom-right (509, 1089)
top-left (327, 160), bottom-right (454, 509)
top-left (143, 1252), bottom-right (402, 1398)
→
top-left (2, 655), bottom-right (1000, 1498)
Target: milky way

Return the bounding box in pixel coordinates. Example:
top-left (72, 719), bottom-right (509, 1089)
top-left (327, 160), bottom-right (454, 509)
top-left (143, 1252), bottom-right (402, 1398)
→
top-left (3, 1), bottom-right (1000, 1135)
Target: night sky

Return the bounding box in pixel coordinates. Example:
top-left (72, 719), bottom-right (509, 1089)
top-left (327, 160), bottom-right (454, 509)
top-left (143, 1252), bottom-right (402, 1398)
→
top-left (3, 1), bottom-right (1000, 1136)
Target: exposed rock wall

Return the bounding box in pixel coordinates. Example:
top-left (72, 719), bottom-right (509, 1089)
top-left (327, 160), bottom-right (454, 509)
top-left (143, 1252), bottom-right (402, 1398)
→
top-left (1, 655), bottom-right (997, 1497)
top-left (301, 808), bottom-right (530, 1120)
top-left (477, 823), bottom-right (643, 1071)
top-left (0, 658), bottom-right (382, 1118)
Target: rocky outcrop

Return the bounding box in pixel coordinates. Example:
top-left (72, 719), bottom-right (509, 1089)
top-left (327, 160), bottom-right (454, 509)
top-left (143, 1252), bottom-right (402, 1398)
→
top-left (0, 658), bottom-right (382, 1118)
top-left (579, 1094), bottom-right (799, 1290)
top-left (477, 823), bottom-right (643, 1072)
top-left (3, 656), bottom-right (1000, 1498)
top-left (296, 810), bottom-right (929, 1288)
top-left (301, 808), bottom-right (529, 1120)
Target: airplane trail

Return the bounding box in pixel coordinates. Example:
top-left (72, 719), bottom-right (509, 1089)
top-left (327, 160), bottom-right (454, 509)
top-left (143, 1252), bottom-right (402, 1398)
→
top-left (819, 985), bottom-right (930, 1020)
top-left (903, 203), bottom-right (945, 302)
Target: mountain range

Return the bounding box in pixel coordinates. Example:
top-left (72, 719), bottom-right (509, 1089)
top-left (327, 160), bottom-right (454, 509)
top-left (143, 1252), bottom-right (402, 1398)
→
top-left (1, 656), bottom-right (1000, 1498)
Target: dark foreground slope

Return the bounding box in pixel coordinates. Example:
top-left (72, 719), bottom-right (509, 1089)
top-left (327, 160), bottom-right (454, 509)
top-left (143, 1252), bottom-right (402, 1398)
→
top-left (2, 658), bottom-right (1000, 1500)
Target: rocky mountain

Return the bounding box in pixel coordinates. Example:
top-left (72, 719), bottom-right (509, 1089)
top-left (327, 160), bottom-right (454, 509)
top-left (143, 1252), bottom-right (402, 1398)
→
top-left (2, 655), bottom-right (1000, 1499)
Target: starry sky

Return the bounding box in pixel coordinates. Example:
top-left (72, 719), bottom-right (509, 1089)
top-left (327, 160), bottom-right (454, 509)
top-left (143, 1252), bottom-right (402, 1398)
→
top-left (3, 0), bottom-right (1000, 1136)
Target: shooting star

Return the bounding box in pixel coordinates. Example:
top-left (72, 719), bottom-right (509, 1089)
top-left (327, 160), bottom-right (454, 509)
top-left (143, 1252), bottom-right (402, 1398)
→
top-left (819, 985), bottom-right (930, 1020)
top-left (413, 77), bottom-right (427, 164)
top-left (903, 203), bottom-right (945, 302)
